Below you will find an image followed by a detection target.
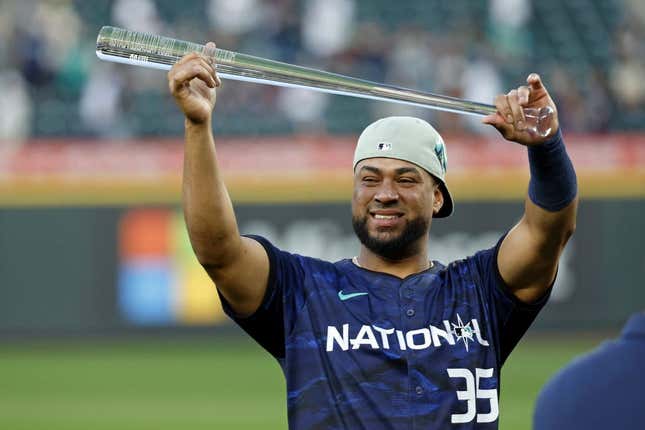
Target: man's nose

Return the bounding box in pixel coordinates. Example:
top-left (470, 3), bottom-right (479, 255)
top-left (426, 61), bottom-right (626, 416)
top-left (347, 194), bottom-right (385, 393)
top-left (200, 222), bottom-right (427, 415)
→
top-left (374, 181), bottom-right (399, 204)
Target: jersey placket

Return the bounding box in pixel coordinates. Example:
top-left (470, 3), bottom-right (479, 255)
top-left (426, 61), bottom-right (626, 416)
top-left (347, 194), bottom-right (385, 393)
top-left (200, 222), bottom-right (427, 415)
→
top-left (399, 276), bottom-right (426, 426)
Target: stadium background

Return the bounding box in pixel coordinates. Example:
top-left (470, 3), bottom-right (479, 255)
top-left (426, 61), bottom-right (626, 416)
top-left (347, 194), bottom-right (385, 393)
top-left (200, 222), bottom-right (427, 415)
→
top-left (0, 0), bottom-right (643, 429)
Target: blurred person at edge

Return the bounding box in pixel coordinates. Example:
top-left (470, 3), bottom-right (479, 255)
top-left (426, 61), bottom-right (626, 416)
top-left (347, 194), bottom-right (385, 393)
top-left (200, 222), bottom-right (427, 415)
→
top-left (0, 71), bottom-right (32, 146)
top-left (165, 39), bottom-right (577, 428)
top-left (610, 22), bottom-right (645, 129)
top-left (534, 312), bottom-right (645, 429)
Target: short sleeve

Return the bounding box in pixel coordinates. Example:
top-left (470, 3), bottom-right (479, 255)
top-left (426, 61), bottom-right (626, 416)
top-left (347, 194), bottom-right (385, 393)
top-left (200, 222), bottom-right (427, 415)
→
top-left (470, 236), bottom-right (552, 365)
top-left (216, 235), bottom-right (304, 360)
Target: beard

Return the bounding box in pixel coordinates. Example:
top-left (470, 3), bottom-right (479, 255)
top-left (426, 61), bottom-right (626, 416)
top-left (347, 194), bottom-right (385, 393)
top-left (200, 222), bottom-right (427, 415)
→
top-left (352, 214), bottom-right (429, 260)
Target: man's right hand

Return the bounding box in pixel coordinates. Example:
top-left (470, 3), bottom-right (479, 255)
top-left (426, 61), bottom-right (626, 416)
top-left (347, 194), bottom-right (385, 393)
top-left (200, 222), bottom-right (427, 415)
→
top-left (168, 42), bottom-right (221, 125)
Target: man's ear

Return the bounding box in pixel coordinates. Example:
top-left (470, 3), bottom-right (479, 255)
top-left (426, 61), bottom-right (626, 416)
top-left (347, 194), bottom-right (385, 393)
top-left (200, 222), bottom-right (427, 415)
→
top-left (433, 186), bottom-right (444, 215)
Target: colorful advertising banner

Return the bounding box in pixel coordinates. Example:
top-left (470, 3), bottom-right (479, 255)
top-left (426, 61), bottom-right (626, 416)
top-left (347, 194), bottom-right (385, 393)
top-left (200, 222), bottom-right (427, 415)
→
top-left (118, 209), bottom-right (227, 326)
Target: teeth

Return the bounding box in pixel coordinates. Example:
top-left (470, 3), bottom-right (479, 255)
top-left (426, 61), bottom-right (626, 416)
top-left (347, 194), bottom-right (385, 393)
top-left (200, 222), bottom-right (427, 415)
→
top-left (374, 214), bottom-right (397, 220)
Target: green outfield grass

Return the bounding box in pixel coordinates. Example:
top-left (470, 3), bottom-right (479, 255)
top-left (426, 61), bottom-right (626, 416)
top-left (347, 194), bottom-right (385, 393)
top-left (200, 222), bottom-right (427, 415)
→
top-left (0, 334), bottom-right (604, 430)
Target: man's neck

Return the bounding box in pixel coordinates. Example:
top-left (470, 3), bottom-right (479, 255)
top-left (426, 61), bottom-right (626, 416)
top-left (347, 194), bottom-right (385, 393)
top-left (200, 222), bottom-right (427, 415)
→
top-left (355, 247), bottom-right (432, 279)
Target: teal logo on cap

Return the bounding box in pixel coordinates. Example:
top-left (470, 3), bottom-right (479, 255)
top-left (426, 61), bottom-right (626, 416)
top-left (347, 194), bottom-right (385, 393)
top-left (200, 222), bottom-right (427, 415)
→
top-left (434, 141), bottom-right (447, 172)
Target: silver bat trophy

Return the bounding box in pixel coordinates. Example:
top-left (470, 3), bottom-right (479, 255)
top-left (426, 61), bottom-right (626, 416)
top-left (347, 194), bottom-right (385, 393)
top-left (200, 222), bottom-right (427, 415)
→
top-left (96, 26), bottom-right (553, 137)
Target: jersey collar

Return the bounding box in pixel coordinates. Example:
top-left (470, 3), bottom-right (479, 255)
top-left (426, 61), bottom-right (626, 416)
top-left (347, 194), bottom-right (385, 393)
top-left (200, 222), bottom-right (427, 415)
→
top-left (344, 257), bottom-right (444, 281)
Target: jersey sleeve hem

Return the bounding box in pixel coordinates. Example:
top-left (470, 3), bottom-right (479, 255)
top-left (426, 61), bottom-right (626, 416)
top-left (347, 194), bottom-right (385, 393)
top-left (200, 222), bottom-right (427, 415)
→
top-left (492, 233), bottom-right (553, 310)
top-left (216, 234), bottom-right (286, 359)
top-left (489, 234), bottom-right (553, 364)
top-left (217, 234), bottom-right (279, 320)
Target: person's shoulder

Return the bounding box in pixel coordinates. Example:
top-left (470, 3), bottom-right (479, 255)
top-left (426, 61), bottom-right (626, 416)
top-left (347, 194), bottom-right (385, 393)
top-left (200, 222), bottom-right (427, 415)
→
top-left (247, 234), bottom-right (350, 272)
top-left (549, 340), bottom-right (618, 380)
top-left (432, 245), bottom-right (504, 295)
top-left (561, 328), bottom-right (645, 373)
top-left (439, 245), bottom-right (497, 274)
top-left (542, 313), bottom-right (645, 394)
top-left (534, 334), bottom-right (645, 429)
top-left (538, 335), bottom-right (639, 402)
top-left (300, 253), bottom-right (348, 273)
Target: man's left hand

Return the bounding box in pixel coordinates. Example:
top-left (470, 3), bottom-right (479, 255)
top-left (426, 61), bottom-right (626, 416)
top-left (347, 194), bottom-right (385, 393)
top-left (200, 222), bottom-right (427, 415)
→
top-left (482, 73), bottom-right (559, 146)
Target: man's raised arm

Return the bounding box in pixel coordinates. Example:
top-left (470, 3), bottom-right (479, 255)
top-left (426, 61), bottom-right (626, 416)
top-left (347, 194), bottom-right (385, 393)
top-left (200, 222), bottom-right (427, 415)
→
top-left (168, 43), bottom-right (270, 317)
top-left (483, 73), bottom-right (578, 304)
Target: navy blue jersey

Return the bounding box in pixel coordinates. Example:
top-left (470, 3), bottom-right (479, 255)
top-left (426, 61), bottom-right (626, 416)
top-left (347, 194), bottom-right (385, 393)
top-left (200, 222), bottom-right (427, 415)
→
top-left (219, 235), bottom-right (550, 429)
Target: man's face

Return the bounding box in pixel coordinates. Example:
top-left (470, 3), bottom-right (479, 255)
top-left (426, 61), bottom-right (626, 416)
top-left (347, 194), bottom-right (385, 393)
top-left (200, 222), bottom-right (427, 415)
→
top-left (352, 158), bottom-right (444, 260)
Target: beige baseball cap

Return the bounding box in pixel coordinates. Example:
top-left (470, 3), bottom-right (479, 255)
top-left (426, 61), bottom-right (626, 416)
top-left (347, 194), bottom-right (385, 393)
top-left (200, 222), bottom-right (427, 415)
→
top-left (353, 116), bottom-right (453, 218)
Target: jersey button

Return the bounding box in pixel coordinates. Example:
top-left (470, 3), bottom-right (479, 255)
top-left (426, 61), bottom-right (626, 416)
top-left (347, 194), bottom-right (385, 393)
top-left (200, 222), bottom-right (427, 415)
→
top-left (406, 308), bottom-right (415, 317)
top-left (415, 386), bottom-right (423, 395)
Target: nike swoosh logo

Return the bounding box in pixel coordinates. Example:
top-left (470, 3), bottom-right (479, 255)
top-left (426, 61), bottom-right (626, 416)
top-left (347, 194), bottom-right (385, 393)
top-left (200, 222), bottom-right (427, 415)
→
top-left (338, 290), bottom-right (368, 301)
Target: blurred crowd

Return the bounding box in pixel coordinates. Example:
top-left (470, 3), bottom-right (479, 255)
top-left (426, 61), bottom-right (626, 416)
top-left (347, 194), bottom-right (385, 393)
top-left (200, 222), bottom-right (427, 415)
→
top-left (0, 0), bottom-right (644, 143)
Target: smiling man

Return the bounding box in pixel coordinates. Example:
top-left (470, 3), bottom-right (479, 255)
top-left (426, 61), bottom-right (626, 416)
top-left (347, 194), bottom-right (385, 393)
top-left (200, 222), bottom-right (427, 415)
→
top-left (350, 117), bottom-right (451, 277)
top-left (168, 46), bottom-right (577, 429)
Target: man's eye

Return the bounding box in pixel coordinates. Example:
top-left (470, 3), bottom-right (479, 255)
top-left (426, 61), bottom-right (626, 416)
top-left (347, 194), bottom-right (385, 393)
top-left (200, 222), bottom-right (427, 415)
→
top-left (362, 177), bottom-right (378, 182)
top-left (398, 177), bottom-right (416, 183)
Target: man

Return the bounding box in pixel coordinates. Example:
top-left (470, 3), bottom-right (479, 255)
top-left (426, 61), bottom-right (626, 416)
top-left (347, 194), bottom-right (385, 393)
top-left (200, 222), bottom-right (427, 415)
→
top-left (533, 312), bottom-right (645, 429)
top-left (168, 44), bottom-right (577, 429)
